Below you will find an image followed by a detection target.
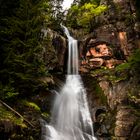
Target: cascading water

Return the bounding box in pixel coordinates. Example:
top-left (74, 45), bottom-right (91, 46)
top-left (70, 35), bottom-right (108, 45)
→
top-left (42, 25), bottom-right (97, 140)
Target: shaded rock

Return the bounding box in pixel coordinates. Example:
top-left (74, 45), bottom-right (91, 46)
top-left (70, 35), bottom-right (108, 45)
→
top-left (130, 123), bottom-right (140, 140)
top-left (52, 36), bottom-right (67, 67)
top-left (115, 106), bottom-right (137, 138)
top-left (42, 28), bottom-right (67, 72)
top-left (92, 106), bottom-right (106, 122)
top-left (38, 76), bottom-right (54, 85)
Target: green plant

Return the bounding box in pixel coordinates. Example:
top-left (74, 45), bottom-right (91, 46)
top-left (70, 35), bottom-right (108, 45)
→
top-left (129, 49), bottom-right (140, 74)
top-left (0, 0), bottom-right (48, 96)
top-left (115, 63), bottom-right (131, 72)
top-left (21, 100), bottom-right (41, 111)
top-left (95, 82), bottom-right (107, 104)
top-left (66, 1), bottom-right (107, 31)
top-left (0, 83), bottom-right (19, 100)
top-left (0, 106), bottom-right (27, 128)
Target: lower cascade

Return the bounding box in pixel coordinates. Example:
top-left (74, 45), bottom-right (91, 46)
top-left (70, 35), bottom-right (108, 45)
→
top-left (42, 25), bottom-right (97, 140)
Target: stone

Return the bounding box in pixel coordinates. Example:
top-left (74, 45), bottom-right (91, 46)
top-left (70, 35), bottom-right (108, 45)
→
top-left (118, 32), bottom-right (129, 58)
top-left (79, 66), bottom-right (89, 73)
top-left (115, 106), bottom-right (137, 137)
top-left (89, 58), bottom-right (104, 68)
top-left (84, 41), bottom-right (114, 68)
top-left (38, 76), bottom-right (54, 85)
top-left (42, 28), bottom-right (67, 72)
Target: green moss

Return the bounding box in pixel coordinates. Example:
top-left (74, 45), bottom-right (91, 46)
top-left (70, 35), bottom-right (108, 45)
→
top-left (91, 66), bottom-right (128, 84)
top-left (90, 67), bottom-right (110, 76)
top-left (0, 106), bottom-right (27, 128)
top-left (41, 112), bottom-right (50, 118)
top-left (128, 96), bottom-right (140, 109)
top-left (94, 80), bottom-right (107, 105)
top-left (115, 63), bottom-right (131, 72)
top-left (108, 74), bottom-right (128, 84)
top-left (129, 49), bottom-right (140, 74)
top-left (111, 136), bottom-right (117, 140)
top-left (21, 100), bottom-right (41, 111)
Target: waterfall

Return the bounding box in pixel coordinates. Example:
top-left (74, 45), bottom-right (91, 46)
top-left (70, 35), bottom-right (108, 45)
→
top-left (42, 25), bottom-right (97, 140)
top-left (61, 25), bottom-right (79, 75)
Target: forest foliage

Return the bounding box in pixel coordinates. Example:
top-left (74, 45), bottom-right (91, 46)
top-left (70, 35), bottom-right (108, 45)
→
top-left (66, 0), bottom-right (107, 31)
top-left (0, 0), bottom-right (63, 100)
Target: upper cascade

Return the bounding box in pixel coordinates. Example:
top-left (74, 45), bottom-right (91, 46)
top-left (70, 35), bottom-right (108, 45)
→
top-left (61, 25), bottom-right (79, 75)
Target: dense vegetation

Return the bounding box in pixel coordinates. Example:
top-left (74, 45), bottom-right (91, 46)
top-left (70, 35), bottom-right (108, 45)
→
top-left (66, 0), bottom-right (107, 31)
top-left (0, 0), bottom-right (63, 99)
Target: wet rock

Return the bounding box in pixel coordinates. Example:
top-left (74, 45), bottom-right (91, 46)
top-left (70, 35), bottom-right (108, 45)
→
top-left (52, 36), bottom-right (67, 68)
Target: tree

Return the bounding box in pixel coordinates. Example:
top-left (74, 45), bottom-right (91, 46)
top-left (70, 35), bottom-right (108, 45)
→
top-left (0, 0), bottom-right (65, 98)
top-left (0, 0), bottom-right (47, 97)
top-left (66, 0), bottom-right (107, 31)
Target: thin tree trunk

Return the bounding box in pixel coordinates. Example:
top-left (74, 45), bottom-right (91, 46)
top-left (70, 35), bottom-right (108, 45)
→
top-left (0, 99), bottom-right (34, 127)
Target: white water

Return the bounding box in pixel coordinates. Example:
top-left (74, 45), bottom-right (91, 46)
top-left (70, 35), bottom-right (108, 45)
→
top-left (42, 25), bottom-right (97, 140)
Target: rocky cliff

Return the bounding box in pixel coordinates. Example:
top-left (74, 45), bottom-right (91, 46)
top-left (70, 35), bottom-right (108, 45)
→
top-left (80, 1), bottom-right (140, 139)
top-left (86, 68), bottom-right (140, 140)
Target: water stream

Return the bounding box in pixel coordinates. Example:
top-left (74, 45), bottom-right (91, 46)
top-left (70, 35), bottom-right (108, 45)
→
top-left (42, 25), bottom-right (97, 140)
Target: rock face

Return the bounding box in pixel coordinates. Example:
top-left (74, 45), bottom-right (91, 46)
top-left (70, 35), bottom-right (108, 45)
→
top-left (79, 1), bottom-right (140, 138)
top-left (82, 39), bottom-right (124, 69)
top-left (83, 72), bottom-right (140, 140)
top-left (79, 38), bottom-right (125, 73)
top-left (115, 106), bottom-right (136, 138)
top-left (42, 28), bottom-right (67, 73)
top-left (102, 79), bottom-right (140, 140)
top-left (77, 0), bottom-right (140, 73)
